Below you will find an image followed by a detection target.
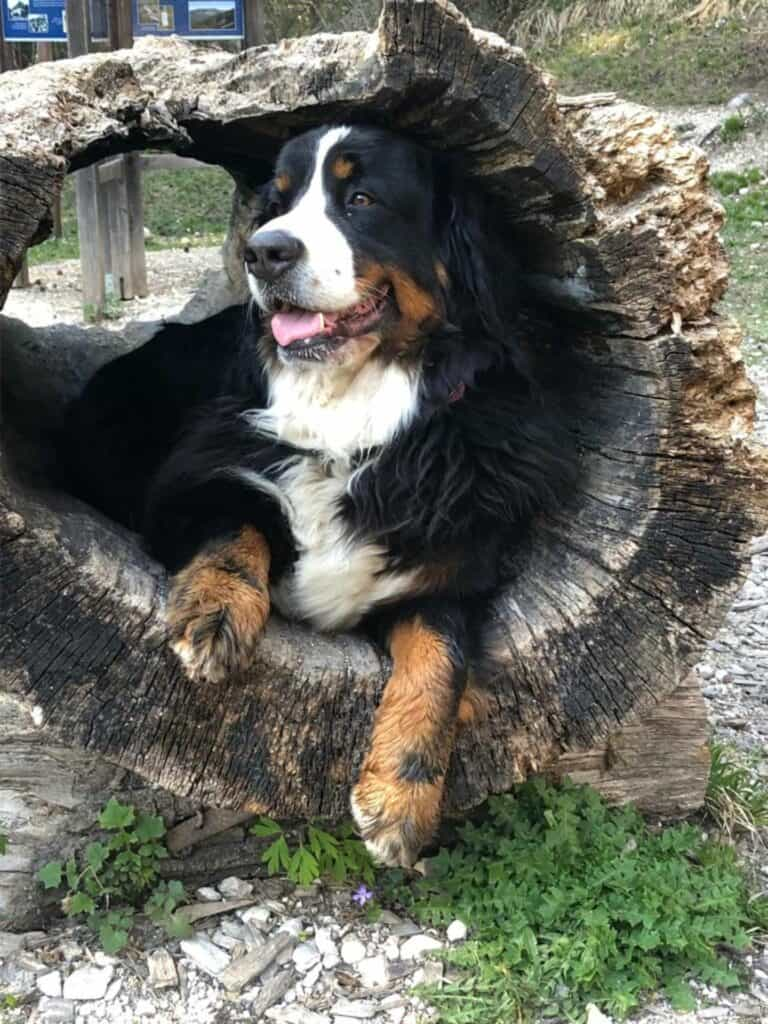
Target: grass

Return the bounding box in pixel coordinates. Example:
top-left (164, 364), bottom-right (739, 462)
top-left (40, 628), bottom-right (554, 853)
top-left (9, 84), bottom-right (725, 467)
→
top-left (384, 778), bottom-right (768, 1024)
top-left (707, 741), bottom-right (768, 837)
top-left (711, 169), bottom-right (768, 366)
top-left (530, 7), bottom-right (768, 107)
top-left (28, 165), bottom-right (233, 266)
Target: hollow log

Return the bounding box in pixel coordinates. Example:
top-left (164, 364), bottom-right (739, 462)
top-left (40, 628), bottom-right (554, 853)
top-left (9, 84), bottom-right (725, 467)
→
top-left (1, 0), bottom-right (767, 927)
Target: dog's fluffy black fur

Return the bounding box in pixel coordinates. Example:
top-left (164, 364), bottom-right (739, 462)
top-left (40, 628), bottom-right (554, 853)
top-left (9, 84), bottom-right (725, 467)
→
top-left (60, 124), bottom-right (576, 866)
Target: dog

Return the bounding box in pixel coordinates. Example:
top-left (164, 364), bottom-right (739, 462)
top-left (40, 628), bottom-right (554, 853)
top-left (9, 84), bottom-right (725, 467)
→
top-left (61, 124), bottom-right (577, 866)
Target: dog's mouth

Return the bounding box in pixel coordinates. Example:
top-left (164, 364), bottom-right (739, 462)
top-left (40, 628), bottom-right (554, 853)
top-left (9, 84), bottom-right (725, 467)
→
top-left (269, 287), bottom-right (391, 362)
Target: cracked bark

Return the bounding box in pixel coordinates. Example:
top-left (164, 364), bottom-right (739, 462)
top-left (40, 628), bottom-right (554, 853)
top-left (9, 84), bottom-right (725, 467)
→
top-left (1, 0), bottom-right (767, 927)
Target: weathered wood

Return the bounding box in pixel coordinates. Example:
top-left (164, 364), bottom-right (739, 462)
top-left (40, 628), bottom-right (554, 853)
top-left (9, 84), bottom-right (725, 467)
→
top-left (74, 166), bottom-right (107, 310)
top-left (124, 153), bottom-right (148, 298)
top-left (0, 0), bottom-right (766, 927)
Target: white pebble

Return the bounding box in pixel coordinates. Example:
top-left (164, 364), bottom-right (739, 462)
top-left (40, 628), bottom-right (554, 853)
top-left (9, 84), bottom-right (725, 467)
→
top-left (217, 876), bottom-right (253, 899)
top-left (446, 920), bottom-right (468, 943)
top-left (196, 886), bottom-right (222, 902)
top-left (293, 941), bottom-right (321, 973)
top-left (400, 934), bottom-right (443, 960)
top-left (62, 965), bottom-right (114, 1001)
top-left (37, 970), bottom-right (62, 998)
top-left (340, 936), bottom-right (366, 964)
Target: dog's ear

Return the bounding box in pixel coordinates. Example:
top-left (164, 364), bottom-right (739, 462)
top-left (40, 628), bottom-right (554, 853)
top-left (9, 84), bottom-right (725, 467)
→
top-left (435, 163), bottom-right (516, 337)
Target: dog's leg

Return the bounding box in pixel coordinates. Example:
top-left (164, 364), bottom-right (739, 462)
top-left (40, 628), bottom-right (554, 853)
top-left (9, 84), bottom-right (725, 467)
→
top-left (167, 526), bottom-right (271, 683)
top-left (351, 602), bottom-right (468, 867)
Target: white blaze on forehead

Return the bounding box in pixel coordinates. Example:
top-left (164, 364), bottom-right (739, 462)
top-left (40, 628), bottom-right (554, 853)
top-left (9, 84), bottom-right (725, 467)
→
top-left (249, 126), bottom-right (358, 311)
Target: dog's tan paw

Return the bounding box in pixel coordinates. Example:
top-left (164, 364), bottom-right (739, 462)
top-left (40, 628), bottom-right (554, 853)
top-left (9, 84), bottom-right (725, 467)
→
top-left (167, 534), bottom-right (270, 682)
top-left (351, 765), bottom-right (443, 868)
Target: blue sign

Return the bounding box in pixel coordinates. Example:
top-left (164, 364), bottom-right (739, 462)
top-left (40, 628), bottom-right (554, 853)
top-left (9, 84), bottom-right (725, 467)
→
top-left (133, 0), bottom-right (243, 38)
top-left (2, 0), bottom-right (66, 41)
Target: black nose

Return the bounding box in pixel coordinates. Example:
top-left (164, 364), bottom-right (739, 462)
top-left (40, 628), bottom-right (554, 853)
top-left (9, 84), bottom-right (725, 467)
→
top-left (244, 230), bottom-right (304, 281)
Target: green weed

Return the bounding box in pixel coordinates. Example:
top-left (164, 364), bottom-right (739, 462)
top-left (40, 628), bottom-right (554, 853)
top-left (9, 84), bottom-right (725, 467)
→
top-left (721, 114), bottom-right (747, 144)
top-left (713, 172), bottom-right (768, 365)
top-left (385, 779), bottom-right (768, 1023)
top-left (250, 817), bottom-right (376, 886)
top-left (38, 797), bottom-right (190, 954)
top-left (707, 742), bottom-right (768, 837)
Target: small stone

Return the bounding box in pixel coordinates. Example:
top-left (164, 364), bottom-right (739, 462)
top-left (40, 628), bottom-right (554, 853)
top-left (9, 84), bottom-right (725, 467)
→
top-left (381, 995), bottom-right (406, 1010)
top-left (586, 1004), bottom-right (613, 1024)
top-left (330, 998), bottom-right (378, 1018)
top-left (723, 718), bottom-right (747, 730)
top-left (93, 951), bottom-right (118, 968)
top-left (277, 916), bottom-right (304, 937)
top-left (314, 926), bottom-right (338, 958)
top-left (37, 970), bottom-right (63, 998)
top-left (104, 978), bottom-right (122, 1001)
top-left (698, 1009), bottom-right (730, 1019)
top-left (218, 876), bottom-right (254, 899)
top-left (62, 965), bottom-right (114, 1001)
top-left (180, 935), bottom-right (231, 976)
top-left (293, 941), bottom-right (321, 973)
top-left (38, 997), bottom-right (75, 1023)
top-left (196, 886), bottom-right (222, 902)
top-left (340, 936), bottom-right (366, 964)
top-left (266, 1008), bottom-right (331, 1024)
top-left (391, 920), bottom-right (421, 938)
top-left (697, 663), bottom-right (715, 679)
top-left (388, 1009), bottom-right (406, 1024)
top-left (240, 905), bottom-right (272, 928)
top-left (249, 968), bottom-right (296, 1017)
top-left (211, 928), bottom-right (242, 950)
top-left (0, 932), bottom-right (25, 956)
top-left (323, 953), bottom-right (340, 970)
top-left (135, 997), bottom-right (156, 1015)
top-left (357, 954), bottom-right (389, 989)
top-left (420, 960), bottom-right (444, 986)
top-left (446, 920), bottom-right (467, 943)
top-left (219, 931), bottom-right (296, 993)
top-left (727, 92), bottom-right (753, 110)
top-left (378, 910), bottom-right (403, 926)
top-left (220, 918), bottom-right (249, 941)
top-left (383, 936), bottom-right (400, 961)
top-left (400, 934), bottom-right (443, 960)
top-left (147, 947), bottom-right (178, 989)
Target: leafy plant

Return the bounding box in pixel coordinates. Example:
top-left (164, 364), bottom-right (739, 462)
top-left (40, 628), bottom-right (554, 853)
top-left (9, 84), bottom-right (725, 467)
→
top-left (250, 817), bottom-right (375, 887)
top-left (38, 797), bottom-right (189, 954)
top-left (707, 742), bottom-right (768, 836)
top-left (385, 778), bottom-right (768, 1023)
top-left (711, 167), bottom-right (763, 196)
top-left (0, 833), bottom-right (6, 855)
top-left (720, 113), bottom-right (747, 143)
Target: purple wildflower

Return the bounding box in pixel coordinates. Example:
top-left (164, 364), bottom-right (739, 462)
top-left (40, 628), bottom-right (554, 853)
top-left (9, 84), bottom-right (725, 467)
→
top-left (352, 883), bottom-right (374, 907)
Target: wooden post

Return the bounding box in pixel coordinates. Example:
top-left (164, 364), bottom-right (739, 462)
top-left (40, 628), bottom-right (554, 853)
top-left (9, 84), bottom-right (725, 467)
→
top-left (244, 0), bottom-right (266, 47)
top-left (12, 255), bottom-right (30, 288)
top-left (105, 0), bottom-right (147, 299)
top-left (67, 0), bottom-right (106, 316)
top-left (124, 153), bottom-right (148, 297)
top-left (108, 0), bottom-right (133, 50)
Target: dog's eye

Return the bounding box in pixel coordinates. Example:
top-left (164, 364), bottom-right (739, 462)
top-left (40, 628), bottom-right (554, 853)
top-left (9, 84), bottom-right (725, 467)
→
top-left (349, 191), bottom-right (375, 208)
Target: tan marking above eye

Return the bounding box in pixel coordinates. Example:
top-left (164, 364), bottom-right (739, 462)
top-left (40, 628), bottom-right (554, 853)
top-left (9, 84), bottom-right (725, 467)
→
top-left (332, 155), bottom-right (355, 180)
top-left (274, 172), bottom-right (290, 193)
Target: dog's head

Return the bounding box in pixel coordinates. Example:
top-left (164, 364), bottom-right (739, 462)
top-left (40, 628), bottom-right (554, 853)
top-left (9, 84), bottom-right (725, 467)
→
top-left (245, 125), bottom-right (513, 373)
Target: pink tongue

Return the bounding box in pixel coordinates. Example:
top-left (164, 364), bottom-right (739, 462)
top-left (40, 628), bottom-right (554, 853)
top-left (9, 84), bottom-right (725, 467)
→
top-left (271, 310), bottom-right (325, 347)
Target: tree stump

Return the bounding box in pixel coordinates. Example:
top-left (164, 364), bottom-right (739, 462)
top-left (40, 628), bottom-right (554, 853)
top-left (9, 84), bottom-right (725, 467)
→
top-left (1, 0), bottom-right (766, 928)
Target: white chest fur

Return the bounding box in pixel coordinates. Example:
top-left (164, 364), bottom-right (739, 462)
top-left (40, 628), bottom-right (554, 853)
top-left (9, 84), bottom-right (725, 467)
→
top-left (269, 457), bottom-right (419, 630)
top-left (244, 357), bottom-right (422, 630)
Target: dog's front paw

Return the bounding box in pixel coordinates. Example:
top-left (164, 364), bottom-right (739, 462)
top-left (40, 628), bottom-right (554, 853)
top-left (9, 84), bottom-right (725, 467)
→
top-left (351, 765), bottom-right (443, 868)
top-left (167, 560), bottom-right (269, 683)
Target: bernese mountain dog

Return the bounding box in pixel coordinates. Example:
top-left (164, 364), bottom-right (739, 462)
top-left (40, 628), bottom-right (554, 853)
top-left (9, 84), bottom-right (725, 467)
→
top-left (61, 124), bottom-right (577, 867)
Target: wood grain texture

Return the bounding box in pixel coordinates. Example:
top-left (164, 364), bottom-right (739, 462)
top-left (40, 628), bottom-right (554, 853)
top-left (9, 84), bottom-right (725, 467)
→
top-left (1, 0), bottom-right (766, 926)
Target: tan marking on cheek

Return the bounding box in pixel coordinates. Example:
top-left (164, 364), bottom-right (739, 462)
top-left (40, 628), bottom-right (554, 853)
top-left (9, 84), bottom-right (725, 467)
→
top-left (274, 172), bottom-right (290, 193)
top-left (332, 156), bottom-right (354, 180)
